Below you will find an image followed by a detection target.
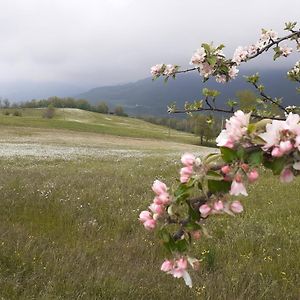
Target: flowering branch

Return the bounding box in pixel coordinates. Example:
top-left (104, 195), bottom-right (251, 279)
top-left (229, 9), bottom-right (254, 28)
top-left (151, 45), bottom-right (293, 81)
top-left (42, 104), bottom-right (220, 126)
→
top-left (140, 22), bottom-right (300, 289)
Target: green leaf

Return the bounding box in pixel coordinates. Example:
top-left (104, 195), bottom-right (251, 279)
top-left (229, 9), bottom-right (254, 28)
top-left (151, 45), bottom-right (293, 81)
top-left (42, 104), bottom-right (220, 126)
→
top-left (201, 43), bottom-right (211, 54)
top-left (248, 150), bottom-right (263, 165)
top-left (263, 157), bottom-right (286, 175)
top-left (204, 153), bottom-right (222, 164)
top-left (175, 239), bottom-right (189, 253)
top-left (236, 147), bottom-right (246, 160)
top-left (220, 147), bottom-right (238, 163)
top-left (206, 170), bottom-right (224, 181)
top-left (207, 180), bottom-right (231, 194)
top-left (207, 56), bottom-right (217, 67)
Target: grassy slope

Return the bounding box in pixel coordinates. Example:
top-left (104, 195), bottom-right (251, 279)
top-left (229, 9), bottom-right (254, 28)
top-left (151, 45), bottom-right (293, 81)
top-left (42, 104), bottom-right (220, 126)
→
top-left (0, 156), bottom-right (299, 299)
top-left (0, 108), bottom-right (198, 144)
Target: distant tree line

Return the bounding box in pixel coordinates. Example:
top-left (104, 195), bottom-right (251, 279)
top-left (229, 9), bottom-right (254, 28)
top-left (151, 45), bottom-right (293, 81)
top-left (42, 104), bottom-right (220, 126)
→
top-left (13, 96), bottom-right (128, 116)
top-left (137, 114), bottom-right (222, 145)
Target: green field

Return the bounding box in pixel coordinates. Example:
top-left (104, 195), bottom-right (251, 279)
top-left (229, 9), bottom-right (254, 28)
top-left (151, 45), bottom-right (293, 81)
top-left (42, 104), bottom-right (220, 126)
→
top-left (0, 111), bottom-right (299, 299)
top-left (0, 108), bottom-right (199, 144)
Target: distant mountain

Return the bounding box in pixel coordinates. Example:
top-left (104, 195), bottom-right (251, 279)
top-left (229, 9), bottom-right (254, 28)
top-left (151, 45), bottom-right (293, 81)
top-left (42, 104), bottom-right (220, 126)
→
top-left (77, 69), bottom-right (299, 116)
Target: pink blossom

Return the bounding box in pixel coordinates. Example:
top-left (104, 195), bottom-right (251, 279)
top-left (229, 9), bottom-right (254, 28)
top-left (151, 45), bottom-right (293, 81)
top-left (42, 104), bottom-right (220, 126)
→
top-left (181, 153), bottom-right (195, 166)
top-left (180, 175), bottom-right (190, 183)
top-left (260, 29), bottom-right (278, 42)
top-left (271, 147), bottom-right (284, 157)
top-left (280, 168), bottom-right (294, 183)
top-left (230, 180), bottom-right (248, 196)
top-left (199, 204), bottom-right (212, 218)
top-left (149, 203), bottom-right (164, 215)
top-left (221, 165), bottom-right (231, 174)
top-left (279, 140), bottom-right (293, 154)
top-left (180, 166), bottom-right (193, 176)
top-left (171, 257), bottom-right (188, 278)
top-left (143, 218), bottom-right (156, 230)
top-left (161, 260), bottom-right (173, 272)
top-left (157, 193), bottom-right (171, 205)
top-left (190, 47), bottom-right (206, 65)
top-left (213, 200), bottom-right (224, 212)
top-left (232, 46), bottom-right (248, 65)
top-left (139, 210), bottom-right (152, 222)
top-left (241, 163), bottom-right (249, 172)
top-left (150, 64), bottom-right (164, 77)
top-left (199, 62), bottom-right (214, 78)
top-left (152, 180), bottom-right (167, 195)
top-left (164, 64), bottom-right (177, 76)
top-left (228, 66), bottom-right (239, 79)
top-left (280, 45), bottom-right (292, 57)
top-left (247, 44), bottom-right (258, 55)
top-left (180, 166), bottom-right (193, 183)
top-left (216, 110), bottom-right (251, 148)
top-left (216, 75), bottom-right (227, 83)
top-left (230, 201), bottom-right (244, 213)
top-left (248, 169), bottom-right (259, 183)
top-left (260, 113), bottom-right (300, 153)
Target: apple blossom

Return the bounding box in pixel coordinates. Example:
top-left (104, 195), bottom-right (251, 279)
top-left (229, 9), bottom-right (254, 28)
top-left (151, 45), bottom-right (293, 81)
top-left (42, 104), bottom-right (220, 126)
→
top-left (230, 201), bottom-right (244, 214)
top-left (152, 180), bottom-right (168, 195)
top-left (181, 153), bottom-right (195, 166)
top-left (230, 180), bottom-right (248, 196)
top-left (248, 169), bottom-right (259, 183)
top-left (150, 64), bottom-right (164, 77)
top-left (199, 204), bottom-right (212, 218)
top-left (280, 168), bottom-right (294, 183)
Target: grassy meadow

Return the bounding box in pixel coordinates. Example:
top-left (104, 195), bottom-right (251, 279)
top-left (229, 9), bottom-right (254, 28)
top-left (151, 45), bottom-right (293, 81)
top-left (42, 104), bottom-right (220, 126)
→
top-left (0, 112), bottom-right (299, 299)
top-left (0, 108), bottom-right (199, 144)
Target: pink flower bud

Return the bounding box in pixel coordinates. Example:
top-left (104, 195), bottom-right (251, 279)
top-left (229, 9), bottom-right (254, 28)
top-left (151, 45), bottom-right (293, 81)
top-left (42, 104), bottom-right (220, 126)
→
top-left (152, 180), bottom-right (167, 195)
top-left (234, 173), bottom-right (242, 183)
top-left (241, 163), bottom-right (249, 172)
top-left (161, 260), bottom-right (173, 272)
top-left (180, 166), bottom-right (193, 176)
top-left (221, 165), bottom-right (231, 174)
top-left (280, 168), bottom-right (294, 183)
top-left (181, 153), bottom-right (195, 166)
top-left (149, 203), bottom-right (164, 215)
top-left (176, 257), bottom-right (187, 270)
top-left (279, 140), bottom-right (293, 154)
top-left (139, 210), bottom-right (152, 222)
top-left (199, 204), bottom-right (211, 218)
top-left (153, 196), bottom-right (163, 205)
top-left (213, 200), bottom-right (224, 212)
top-left (230, 180), bottom-right (248, 196)
top-left (191, 230), bottom-right (201, 240)
top-left (271, 147), bottom-right (283, 157)
top-left (143, 219), bottom-right (156, 230)
top-left (230, 201), bottom-right (244, 213)
top-left (157, 192), bottom-right (170, 205)
top-left (248, 169), bottom-right (259, 183)
top-left (180, 175), bottom-right (190, 183)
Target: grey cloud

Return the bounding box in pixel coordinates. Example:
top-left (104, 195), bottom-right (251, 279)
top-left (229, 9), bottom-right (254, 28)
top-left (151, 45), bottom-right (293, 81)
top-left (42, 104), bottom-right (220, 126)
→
top-left (0, 0), bottom-right (299, 89)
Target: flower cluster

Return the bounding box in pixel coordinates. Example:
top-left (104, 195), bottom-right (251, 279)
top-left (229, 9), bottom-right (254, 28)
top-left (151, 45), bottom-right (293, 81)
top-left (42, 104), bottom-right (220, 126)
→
top-left (161, 256), bottom-right (199, 288)
top-left (189, 44), bottom-right (239, 83)
top-left (260, 113), bottom-right (300, 182)
top-left (216, 110), bottom-right (251, 148)
top-left (199, 200), bottom-right (243, 218)
top-left (287, 60), bottom-right (300, 82)
top-left (150, 64), bottom-right (178, 78)
top-left (180, 153), bottom-right (196, 183)
top-left (139, 180), bottom-right (170, 230)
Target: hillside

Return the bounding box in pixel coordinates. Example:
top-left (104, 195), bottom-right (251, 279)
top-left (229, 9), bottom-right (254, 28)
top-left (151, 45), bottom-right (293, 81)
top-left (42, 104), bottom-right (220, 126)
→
top-left (76, 69), bottom-right (299, 116)
top-left (0, 108), bottom-right (199, 144)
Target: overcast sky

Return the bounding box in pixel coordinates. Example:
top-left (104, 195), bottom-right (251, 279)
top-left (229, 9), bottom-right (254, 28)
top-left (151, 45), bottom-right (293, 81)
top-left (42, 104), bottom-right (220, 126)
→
top-left (0, 0), bottom-right (299, 89)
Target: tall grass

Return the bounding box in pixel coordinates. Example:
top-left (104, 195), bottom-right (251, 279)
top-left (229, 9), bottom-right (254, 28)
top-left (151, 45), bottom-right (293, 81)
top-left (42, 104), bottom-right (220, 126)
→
top-left (0, 155), bottom-right (299, 299)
